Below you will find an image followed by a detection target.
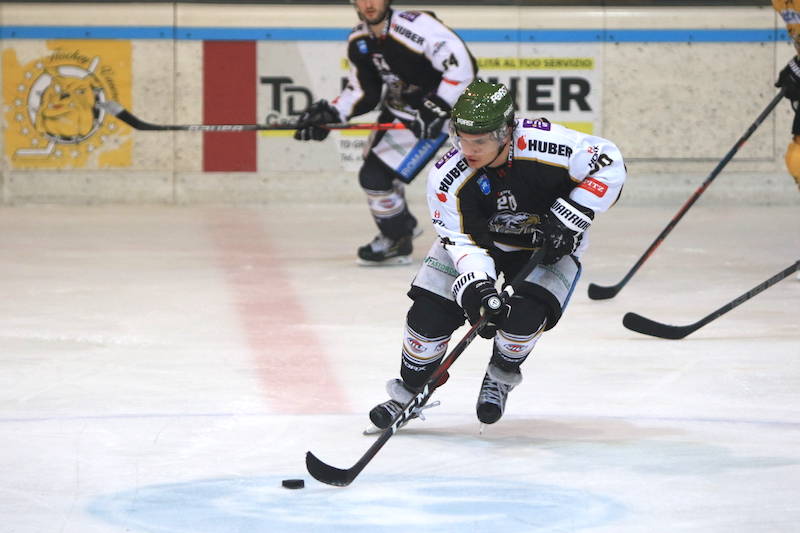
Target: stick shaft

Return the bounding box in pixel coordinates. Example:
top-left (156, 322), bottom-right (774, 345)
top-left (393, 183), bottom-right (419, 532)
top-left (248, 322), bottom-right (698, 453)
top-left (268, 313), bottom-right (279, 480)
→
top-left (623, 260), bottom-right (799, 339)
top-left (588, 90), bottom-right (785, 300)
top-left (314, 318), bottom-right (485, 484)
top-left (100, 100), bottom-right (404, 131)
top-left (691, 260), bottom-right (799, 329)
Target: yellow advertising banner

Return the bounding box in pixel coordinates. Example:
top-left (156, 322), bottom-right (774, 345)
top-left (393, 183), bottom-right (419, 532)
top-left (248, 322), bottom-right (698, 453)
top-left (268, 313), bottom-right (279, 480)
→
top-left (3, 40), bottom-right (132, 169)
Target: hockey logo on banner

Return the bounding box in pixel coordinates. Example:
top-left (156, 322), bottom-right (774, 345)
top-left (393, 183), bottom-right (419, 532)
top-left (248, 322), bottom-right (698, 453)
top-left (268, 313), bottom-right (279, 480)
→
top-left (3, 41), bottom-right (132, 169)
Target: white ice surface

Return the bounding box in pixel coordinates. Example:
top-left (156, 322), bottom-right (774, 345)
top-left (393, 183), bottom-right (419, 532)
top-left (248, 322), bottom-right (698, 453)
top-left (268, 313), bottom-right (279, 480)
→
top-left (0, 203), bottom-right (798, 533)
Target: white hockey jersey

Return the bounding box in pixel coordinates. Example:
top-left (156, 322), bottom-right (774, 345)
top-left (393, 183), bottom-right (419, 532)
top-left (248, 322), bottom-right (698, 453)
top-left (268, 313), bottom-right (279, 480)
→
top-left (427, 118), bottom-right (626, 278)
top-left (332, 9), bottom-right (477, 122)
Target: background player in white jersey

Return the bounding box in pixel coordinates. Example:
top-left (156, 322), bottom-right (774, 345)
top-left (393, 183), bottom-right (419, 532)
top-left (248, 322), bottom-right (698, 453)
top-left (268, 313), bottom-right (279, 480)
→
top-left (293, 0), bottom-right (477, 265)
top-left (369, 80), bottom-right (626, 428)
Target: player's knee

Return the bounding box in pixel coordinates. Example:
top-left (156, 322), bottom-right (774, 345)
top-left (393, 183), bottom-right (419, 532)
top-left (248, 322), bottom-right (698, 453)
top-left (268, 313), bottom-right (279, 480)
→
top-left (407, 292), bottom-right (464, 338)
top-left (514, 282), bottom-right (564, 330)
top-left (503, 296), bottom-right (548, 336)
top-left (358, 155), bottom-right (394, 191)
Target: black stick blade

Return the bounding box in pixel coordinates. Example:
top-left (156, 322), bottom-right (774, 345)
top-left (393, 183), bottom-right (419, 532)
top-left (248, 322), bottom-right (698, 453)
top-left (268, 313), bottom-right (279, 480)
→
top-left (305, 451), bottom-right (355, 487)
top-left (587, 282), bottom-right (621, 300)
top-left (622, 312), bottom-right (695, 339)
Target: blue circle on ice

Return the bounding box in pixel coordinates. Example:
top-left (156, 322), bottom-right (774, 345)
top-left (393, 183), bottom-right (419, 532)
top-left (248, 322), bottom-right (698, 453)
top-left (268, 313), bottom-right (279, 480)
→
top-left (88, 475), bottom-right (624, 532)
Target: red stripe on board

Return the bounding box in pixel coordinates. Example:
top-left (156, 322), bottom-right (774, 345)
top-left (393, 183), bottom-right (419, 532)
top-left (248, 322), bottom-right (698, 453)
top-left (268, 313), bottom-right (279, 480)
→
top-left (203, 41), bottom-right (257, 172)
top-left (207, 210), bottom-right (349, 414)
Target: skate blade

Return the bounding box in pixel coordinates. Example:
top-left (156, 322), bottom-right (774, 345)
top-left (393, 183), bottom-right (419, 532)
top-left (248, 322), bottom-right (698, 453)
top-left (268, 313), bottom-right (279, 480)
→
top-left (356, 255), bottom-right (413, 267)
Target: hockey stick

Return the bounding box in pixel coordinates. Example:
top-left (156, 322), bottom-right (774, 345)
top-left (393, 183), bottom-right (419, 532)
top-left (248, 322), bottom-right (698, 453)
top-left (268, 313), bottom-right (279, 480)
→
top-left (587, 89), bottom-right (786, 301)
top-left (623, 260), bottom-right (799, 339)
top-left (97, 100), bottom-right (405, 132)
top-left (305, 244), bottom-right (549, 487)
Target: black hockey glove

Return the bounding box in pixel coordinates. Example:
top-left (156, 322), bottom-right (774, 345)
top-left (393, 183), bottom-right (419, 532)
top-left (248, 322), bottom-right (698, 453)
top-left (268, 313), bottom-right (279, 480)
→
top-left (410, 93), bottom-right (451, 139)
top-left (452, 271), bottom-right (510, 339)
top-left (535, 197), bottom-right (594, 265)
top-left (294, 100), bottom-right (340, 141)
top-left (776, 57), bottom-right (800, 101)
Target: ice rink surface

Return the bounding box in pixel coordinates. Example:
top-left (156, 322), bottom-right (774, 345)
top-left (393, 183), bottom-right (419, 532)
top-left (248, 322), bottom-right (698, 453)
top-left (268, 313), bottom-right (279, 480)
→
top-left (0, 202), bottom-right (798, 533)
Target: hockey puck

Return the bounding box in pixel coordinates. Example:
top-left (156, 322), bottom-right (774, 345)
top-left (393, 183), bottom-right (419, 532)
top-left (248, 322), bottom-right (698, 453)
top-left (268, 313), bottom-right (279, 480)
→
top-left (281, 479), bottom-right (305, 489)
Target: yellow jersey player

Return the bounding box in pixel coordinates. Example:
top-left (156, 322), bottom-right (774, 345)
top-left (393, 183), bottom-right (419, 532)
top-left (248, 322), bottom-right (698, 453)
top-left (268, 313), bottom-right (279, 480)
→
top-left (773, 0), bottom-right (800, 191)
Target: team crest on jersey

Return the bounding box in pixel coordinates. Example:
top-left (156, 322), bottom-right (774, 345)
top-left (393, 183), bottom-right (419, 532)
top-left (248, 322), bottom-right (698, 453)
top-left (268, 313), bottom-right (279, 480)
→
top-left (435, 147), bottom-right (458, 168)
top-left (477, 175), bottom-right (491, 195)
top-left (522, 118), bottom-right (551, 131)
top-left (487, 212), bottom-right (541, 235)
top-left (357, 39), bottom-right (369, 54)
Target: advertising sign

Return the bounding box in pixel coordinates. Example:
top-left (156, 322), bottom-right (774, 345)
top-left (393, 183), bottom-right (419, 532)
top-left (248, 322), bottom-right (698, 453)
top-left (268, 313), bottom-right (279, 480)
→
top-left (257, 41), bottom-right (602, 173)
top-left (3, 40), bottom-right (132, 169)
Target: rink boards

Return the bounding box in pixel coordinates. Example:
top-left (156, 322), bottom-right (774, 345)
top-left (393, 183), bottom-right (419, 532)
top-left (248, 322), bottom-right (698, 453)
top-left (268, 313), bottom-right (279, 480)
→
top-left (0, 3), bottom-right (795, 204)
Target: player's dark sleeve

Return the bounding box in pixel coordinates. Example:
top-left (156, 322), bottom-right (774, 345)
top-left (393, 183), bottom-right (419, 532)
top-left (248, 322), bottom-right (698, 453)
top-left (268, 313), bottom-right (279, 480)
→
top-left (346, 43), bottom-right (383, 117)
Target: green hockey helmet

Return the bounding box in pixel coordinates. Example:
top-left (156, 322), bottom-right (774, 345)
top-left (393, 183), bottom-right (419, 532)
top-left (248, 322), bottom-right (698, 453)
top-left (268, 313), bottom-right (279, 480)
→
top-left (450, 79), bottom-right (515, 135)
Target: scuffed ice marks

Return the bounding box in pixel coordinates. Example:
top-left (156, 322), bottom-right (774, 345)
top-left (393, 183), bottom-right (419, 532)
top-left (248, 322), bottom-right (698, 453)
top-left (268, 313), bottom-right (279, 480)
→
top-left (88, 475), bottom-right (624, 532)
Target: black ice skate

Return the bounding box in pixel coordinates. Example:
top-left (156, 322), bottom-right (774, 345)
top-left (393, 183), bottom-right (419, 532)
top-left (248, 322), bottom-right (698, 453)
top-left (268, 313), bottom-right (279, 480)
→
top-left (366, 378), bottom-right (439, 433)
top-left (476, 363), bottom-right (522, 425)
top-left (357, 234), bottom-right (413, 266)
top-left (356, 222), bottom-right (422, 267)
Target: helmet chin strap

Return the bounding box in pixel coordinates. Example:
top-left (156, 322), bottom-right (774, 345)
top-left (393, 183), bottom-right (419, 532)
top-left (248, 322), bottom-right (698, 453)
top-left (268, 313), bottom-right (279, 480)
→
top-left (487, 132), bottom-right (511, 168)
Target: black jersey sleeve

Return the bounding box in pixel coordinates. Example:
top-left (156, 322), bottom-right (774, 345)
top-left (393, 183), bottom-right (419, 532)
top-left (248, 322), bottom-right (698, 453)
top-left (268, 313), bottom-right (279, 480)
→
top-left (332, 36), bottom-right (383, 119)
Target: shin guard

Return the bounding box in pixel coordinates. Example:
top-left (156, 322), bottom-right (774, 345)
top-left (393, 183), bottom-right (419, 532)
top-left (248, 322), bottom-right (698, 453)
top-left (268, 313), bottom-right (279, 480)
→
top-left (491, 324), bottom-right (545, 371)
top-left (491, 296), bottom-right (548, 371)
top-left (400, 323), bottom-right (451, 389)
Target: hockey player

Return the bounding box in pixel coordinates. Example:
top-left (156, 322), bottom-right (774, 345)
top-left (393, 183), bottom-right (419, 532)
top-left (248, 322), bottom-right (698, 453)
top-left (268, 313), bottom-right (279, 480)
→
top-left (773, 0), bottom-right (800, 280)
top-left (369, 80), bottom-right (626, 428)
top-left (294, 0), bottom-right (477, 265)
top-left (774, 0), bottom-right (800, 193)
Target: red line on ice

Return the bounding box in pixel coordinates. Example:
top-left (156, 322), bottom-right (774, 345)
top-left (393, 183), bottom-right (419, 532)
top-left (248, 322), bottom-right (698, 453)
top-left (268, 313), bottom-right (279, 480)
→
top-left (208, 210), bottom-right (349, 414)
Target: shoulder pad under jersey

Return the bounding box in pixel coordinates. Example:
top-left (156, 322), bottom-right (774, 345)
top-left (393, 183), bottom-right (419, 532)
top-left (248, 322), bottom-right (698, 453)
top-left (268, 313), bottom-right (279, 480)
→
top-left (389, 10), bottom-right (435, 48)
top-left (513, 118), bottom-right (577, 166)
top-left (434, 147), bottom-right (459, 169)
top-left (348, 22), bottom-right (369, 41)
top-left (429, 150), bottom-right (474, 200)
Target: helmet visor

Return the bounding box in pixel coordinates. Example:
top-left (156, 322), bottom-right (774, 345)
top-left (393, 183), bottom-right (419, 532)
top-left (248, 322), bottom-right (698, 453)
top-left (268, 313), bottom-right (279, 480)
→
top-left (450, 122), bottom-right (509, 153)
